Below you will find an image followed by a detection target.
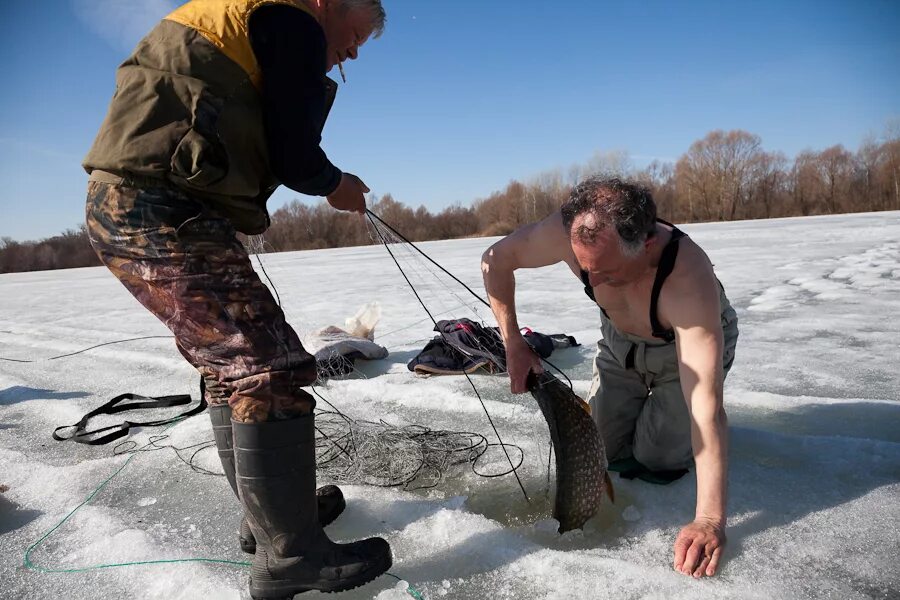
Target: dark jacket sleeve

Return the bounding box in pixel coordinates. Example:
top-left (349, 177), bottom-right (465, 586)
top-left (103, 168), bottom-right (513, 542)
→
top-left (249, 5), bottom-right (342, 196)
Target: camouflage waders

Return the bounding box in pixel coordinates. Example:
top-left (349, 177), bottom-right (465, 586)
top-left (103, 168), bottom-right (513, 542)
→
top-left (85, 180), bottom-right (316, 423)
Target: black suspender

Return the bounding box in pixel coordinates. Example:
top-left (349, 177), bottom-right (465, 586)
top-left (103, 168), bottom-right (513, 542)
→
top-left (577, 219), bottom-right (686, 343)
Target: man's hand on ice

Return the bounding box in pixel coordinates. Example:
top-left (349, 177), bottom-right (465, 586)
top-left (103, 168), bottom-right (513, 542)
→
top-left (673, 518), bottom-right (725, 578)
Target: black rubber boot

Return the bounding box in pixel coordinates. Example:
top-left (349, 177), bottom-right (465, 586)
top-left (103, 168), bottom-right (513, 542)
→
top-left (233, 414), bottom-right (392, 599)
top-left (209, 404), bottom-right (346, 554)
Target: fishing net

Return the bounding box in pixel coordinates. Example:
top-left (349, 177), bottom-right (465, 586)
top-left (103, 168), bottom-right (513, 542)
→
top-left (313, 411), bottom-right (492, 489)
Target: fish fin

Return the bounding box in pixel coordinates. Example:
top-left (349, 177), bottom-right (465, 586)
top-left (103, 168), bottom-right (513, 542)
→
top-left (575, 394), bottom-right (591, 415)
top-left (604, 471), bottom-right (616, 504)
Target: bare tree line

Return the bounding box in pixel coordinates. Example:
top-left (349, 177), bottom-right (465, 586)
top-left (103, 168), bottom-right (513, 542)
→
top-left (2, 124), bottom-right (898, 273)
top-left (0, 226), bottom-right (101, 274)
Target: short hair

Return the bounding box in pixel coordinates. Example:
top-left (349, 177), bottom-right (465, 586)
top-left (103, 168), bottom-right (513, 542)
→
top-left (339, 0), bottom-right (386, 38)
top-left (560, 177), bottom-right (657, 256)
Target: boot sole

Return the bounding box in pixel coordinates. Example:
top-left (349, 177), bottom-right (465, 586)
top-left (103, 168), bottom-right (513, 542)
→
top-left (248, 551), bottom-right (392, 598)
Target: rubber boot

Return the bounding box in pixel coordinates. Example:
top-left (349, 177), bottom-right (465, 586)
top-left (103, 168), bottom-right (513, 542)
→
top-left (233, 414), bottom-right (392, 599)
top-left (209, 404), bottom-right (346, 554)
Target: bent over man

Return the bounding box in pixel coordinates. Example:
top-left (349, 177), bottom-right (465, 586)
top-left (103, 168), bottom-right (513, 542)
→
top-left (481, 178), bottom-right (739, 579)
top-left (82, 0), bottom-right (391, 597)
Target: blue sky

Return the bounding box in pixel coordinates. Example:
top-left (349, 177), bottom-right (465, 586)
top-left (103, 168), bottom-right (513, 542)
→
top-left (0, 0), bottom-right (898, 241)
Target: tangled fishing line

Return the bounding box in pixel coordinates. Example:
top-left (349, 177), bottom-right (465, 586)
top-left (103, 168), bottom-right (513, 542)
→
top-left (311, 391), bottom-right (523, 490)
top-left (108, 388), bottom-right (523, 490)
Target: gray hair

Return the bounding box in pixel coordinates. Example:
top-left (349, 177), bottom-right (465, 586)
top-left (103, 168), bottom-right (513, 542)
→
top-left (560, 177), bottom-right (657, 256)
top-left (339, 0), bottom-right (387, 38)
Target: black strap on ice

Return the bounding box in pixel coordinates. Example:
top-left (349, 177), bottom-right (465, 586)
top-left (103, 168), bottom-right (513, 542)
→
top-left (52, 381), bottom-right (207, 446)
top-left (649, 221), bottom-right (686, 343)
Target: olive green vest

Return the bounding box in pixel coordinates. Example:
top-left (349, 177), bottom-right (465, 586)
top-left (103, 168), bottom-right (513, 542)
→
top-left (83, 0), bottom-right (336, 234)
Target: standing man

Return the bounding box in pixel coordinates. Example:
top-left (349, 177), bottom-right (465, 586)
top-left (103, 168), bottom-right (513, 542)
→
top-left (481, 178), bottom-right (739, 579)
top-left (83, 0), bottom-right (392, 597)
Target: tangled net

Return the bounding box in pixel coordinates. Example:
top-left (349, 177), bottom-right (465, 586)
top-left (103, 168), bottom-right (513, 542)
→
top-left (311, 388), bottom-right (524, 490)
top-left (314, 412), bottom-right (486, 489)
top-left (112, 391), bottom-right (524, 491)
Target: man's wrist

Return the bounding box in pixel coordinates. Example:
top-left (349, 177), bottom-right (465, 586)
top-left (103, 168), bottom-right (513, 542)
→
top-left (502, 329), bottom-right (526, 347)
top-left (321, 167), bottom-right (343, 197)
top-left (694, 513), bottom-right (726, 529)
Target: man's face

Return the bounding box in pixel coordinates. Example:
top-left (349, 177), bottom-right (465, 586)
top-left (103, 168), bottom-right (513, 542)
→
top-left (322, 5), bottom-right (374, 70)
top-left (571, 224), bottom-right (647, 288)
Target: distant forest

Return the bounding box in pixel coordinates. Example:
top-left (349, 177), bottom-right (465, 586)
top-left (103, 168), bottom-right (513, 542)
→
top-left (2, 125), bottom-right (898, 274)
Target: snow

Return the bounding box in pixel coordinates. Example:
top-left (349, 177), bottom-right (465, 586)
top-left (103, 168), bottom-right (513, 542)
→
top-left (2, 211), bottom-right (899, 599)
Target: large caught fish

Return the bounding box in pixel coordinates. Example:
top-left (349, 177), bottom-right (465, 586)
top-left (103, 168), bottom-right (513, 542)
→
top-left (528, 371), bottom-right (614, 532)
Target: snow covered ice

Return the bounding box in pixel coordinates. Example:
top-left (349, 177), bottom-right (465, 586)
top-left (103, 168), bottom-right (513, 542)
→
top-left (1, 211), bottom-right (899, 599)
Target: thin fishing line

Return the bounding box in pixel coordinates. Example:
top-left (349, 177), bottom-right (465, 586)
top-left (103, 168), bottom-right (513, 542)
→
top-left (367, 211), bottom-right (530, 502)
top-left (368, 214), bottom-right (440, 325)
top-left (368, 226), bottom-right (485, 342)
top-left (372, 223), bottom-right (480, 317)
top-left (0, 335), bottom-right (175, 363)
top-left (22, 419), bottom-right (427, 598)
top-left (366, 209), bottom-right (575, 391)
top-left (365, 210), bottom-right (574, 390)
top-left (255, 253), bottom-right (282, 309)
top-left (366, 210), bottom-right (490, 307)
top-left (376, 303), bottom-right (479, 339)
top-left (310, 384), bottom-right (521, 487)
top-left (113, 434), bottom-right (220, 476)
top-left (386, 572), bottom-right (427, 600)
top-left (310, 386), bottom-right (357, 461)
top-left (388, 234), bottom-right (488, 327)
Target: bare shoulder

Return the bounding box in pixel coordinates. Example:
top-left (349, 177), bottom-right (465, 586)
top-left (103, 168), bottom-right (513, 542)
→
top-left (661, 235), bottom-right (721, 325)
top-left (672, 236), bottom-right (717, 289)
top-left (483, 211), bottom-right (573, 270)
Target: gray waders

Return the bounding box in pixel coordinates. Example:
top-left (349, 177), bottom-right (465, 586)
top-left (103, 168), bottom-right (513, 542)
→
top-left (589, 285), bottom-right (739, 473)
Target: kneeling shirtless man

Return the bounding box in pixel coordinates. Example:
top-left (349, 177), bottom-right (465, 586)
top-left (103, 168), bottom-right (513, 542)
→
top-left (481, 177), bottom-right (739, 578)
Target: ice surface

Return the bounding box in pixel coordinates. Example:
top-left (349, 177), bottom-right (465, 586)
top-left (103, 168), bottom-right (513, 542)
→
top-left (1, 211), bottom-right (899, 599)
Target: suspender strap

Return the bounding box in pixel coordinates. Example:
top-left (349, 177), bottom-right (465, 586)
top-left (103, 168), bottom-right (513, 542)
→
top-left (649, 227), bottom-right (686, 342)
top-left (53, 381), bottom-right (207, 445)
top-left (580, 269), bottom-right (595, 301)
top-left (578, 219), bottom-right (685, 332)
top-left (580, 269), bottom-right (611, 318)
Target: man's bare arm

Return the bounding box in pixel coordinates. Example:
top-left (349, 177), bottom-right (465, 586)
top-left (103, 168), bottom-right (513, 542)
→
top-left (481, 211), bottom-right (570, 392)
top-left (663, 250), bottom-right (729, 577)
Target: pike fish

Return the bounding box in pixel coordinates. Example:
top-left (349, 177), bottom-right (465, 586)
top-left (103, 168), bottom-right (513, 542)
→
top-left (528, 371), bottom-right (614, 532)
